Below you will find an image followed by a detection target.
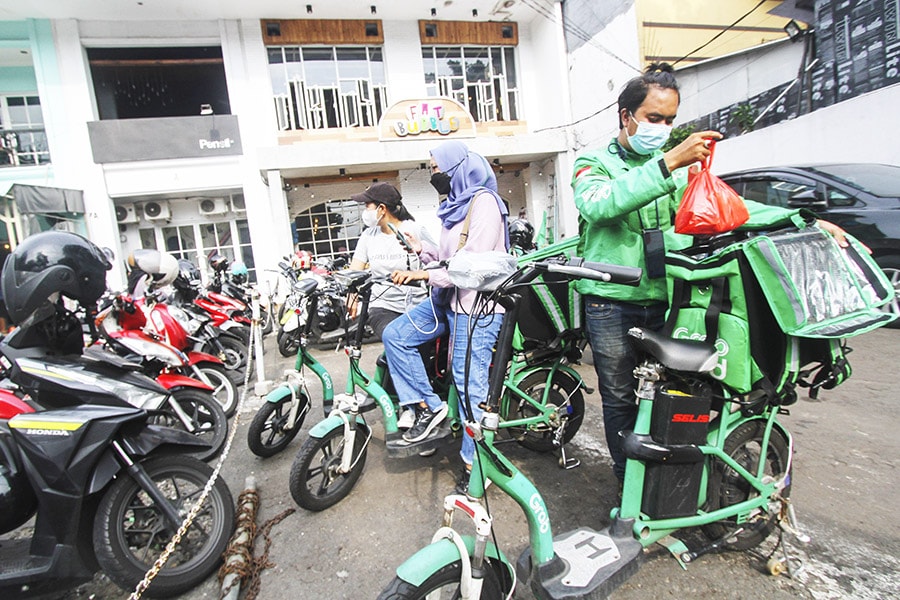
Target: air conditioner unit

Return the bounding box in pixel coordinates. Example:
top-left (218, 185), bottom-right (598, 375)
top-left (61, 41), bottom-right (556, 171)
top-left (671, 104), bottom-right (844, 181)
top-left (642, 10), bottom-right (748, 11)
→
top-left (198, 197), bottom-right (229, 216)
top-left (115, 203), bottom-right (139, 224)
top-left (143, 200), bottom-right (171, 221)
top-left (230, 195), bottom-right (246, 213)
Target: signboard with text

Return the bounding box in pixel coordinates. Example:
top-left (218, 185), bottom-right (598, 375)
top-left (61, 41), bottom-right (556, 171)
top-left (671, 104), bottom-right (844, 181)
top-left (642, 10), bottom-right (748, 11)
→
top-left (87, 115), bottom-right (243, 164)
top-left (377, 98), bottom-right (476, 141)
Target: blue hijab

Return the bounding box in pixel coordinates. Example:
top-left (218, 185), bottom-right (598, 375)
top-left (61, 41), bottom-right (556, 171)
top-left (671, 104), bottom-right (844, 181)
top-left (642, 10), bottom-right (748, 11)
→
top-left (431, 141), bottom-right (509, 235)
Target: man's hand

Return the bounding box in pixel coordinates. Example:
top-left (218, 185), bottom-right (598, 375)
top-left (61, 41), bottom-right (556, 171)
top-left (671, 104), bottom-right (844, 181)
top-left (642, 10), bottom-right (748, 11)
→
top-left (663, 130), bottom-right (723, 172)
top-left (817, 219), bottom-right (859, 250)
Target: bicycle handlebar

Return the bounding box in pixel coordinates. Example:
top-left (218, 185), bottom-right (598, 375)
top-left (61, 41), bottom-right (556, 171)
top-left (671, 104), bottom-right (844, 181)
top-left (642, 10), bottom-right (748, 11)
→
top-left (544, 258), bottom-right (643, 286)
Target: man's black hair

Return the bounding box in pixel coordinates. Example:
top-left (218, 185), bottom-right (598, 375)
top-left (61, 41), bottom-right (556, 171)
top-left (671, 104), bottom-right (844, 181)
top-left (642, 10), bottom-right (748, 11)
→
top-left (616, 62), bottom-right (679, 128)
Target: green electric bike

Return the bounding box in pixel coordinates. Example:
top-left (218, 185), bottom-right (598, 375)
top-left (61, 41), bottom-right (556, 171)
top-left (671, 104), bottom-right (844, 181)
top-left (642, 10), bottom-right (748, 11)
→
top-left (288, 244), bottom-right (593, 511)
top-left (379, 228), bottom-right (895, 599)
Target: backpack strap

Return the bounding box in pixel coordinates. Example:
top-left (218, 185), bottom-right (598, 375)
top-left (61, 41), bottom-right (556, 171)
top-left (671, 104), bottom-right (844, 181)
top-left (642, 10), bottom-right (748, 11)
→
top-left (456, 199), bottom-right (477, 251)
top-left (663, 277), bottom-right (726, 341)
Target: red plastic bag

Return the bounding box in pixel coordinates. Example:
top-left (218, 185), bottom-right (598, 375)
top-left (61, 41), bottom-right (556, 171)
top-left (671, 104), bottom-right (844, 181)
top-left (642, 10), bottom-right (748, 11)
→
top-left (674, 141), bottom-right (749, 235)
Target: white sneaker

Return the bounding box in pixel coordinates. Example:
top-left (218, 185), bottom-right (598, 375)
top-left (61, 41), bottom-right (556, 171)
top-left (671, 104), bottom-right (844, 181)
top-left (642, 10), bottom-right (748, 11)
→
top-left (397, 407), bottom-right (415, 430)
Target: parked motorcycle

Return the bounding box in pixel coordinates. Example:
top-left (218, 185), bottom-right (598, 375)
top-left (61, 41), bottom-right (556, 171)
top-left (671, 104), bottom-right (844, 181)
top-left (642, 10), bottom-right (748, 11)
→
top-left (97, 293), bottom-right (240, 417)
top-left (275, 255), bottom-right (370, 355)
top-left (0, 230), bottom-right (235, 597)
top-left (171, 258), bottom-right (252, 345)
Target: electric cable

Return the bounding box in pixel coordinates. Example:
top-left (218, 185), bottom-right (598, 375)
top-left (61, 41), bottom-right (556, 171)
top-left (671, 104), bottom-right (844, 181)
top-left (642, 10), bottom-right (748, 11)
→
top-left (671, 0), bottom-right (767, 66)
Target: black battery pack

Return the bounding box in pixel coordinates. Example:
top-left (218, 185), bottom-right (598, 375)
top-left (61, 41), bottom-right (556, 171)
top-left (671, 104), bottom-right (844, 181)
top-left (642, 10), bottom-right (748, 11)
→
top-left (641, 381), bottom-right (712, 519)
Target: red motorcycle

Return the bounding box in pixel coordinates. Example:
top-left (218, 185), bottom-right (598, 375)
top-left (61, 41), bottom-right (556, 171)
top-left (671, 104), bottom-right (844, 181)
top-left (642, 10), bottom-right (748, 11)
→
top-left (97, 294), bottom-right (240, 416)
top-left (0, 387), bottom-right (34, 419)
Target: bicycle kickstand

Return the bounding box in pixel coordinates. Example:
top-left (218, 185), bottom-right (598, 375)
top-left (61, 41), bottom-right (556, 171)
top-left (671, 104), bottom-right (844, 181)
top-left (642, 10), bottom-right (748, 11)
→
top-left (554, 428), bottom-right (580, 469)
top-left (769, 499), bottom-right (811, 578)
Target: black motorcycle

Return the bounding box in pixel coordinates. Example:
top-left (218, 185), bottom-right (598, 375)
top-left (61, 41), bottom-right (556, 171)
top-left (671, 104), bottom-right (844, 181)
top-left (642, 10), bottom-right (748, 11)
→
top-left (0, 403), bottom-right (234, 597)
top-left (0, 229), bottom-right (235, 597)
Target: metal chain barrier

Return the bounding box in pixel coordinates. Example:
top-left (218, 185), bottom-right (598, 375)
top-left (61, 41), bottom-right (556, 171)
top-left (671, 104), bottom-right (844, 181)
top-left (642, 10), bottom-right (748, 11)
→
top-left (128, 300), bottom-right (260, 599)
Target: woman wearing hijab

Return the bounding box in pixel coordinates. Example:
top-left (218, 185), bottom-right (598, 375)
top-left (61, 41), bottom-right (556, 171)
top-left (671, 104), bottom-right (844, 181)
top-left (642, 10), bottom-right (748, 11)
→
top-left (383, 140), bottom-right (508, 494)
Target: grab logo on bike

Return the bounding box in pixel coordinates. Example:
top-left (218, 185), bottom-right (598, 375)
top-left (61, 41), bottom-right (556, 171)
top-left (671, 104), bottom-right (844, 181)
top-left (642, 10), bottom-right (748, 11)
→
top-left (529, 493), bottom-right (550, 534)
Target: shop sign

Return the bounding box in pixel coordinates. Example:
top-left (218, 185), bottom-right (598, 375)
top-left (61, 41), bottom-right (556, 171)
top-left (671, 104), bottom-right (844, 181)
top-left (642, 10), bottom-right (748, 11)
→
top-left (87, 115), bottom-right (243, 164)
top-left (378, 98), bottom-right (476, 141)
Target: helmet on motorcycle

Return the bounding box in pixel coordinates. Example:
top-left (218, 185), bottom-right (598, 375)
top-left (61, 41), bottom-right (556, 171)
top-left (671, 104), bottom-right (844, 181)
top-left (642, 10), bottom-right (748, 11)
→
top-left (293, 250), bottom-right (313, 271)
top-left (207, 252), bottom-right (229, 273)
top-left (127, 249), bottom-right (179, 289)
top-left (1, 230), bottom-right (112, 325)
top-left (508, 218), bottom-right (535, 252)
top-left (174, 259), bottom-right (202, 291)
top-left (230, 261), bottom-right (249, 284)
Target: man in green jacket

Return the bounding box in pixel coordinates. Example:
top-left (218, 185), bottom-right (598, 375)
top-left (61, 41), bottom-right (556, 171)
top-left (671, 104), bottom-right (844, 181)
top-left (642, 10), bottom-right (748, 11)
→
top-left (573, 62), bottom-right (845, 486)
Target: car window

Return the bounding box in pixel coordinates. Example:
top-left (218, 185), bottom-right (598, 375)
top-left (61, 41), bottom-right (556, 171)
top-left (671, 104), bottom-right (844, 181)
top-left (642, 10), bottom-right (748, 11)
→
top-left (826, 186), bottom-right (856, 207)
top-left (742, 179), bottom-right (814, 208)
top-left (811, 164), bottom-right (900, 197)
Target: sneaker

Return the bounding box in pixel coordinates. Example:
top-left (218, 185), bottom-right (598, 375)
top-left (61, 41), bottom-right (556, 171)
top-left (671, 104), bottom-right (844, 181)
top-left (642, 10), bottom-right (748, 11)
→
top-left (397, 408), bottom-right (415, 430)
top-left (402, 403), bottom-right (448, 443)
top-left (454, 466), bottom-right (492, 496)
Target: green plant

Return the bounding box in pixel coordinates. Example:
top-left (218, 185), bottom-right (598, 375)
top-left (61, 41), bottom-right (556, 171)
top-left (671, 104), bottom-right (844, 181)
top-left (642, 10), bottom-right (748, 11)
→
top-left (732, 103), bottom-right (757, 134)
top-left (662, 123), bottom-right (695, 152)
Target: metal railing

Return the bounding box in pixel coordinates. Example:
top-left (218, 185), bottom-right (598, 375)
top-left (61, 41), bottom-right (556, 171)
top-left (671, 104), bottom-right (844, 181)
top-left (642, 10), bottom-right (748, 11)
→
top-left (1, 127), bottom-right (51, 167)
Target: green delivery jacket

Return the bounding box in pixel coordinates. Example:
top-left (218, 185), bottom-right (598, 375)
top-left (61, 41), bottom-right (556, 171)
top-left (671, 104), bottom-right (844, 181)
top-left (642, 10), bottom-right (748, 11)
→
top-left (572, 139), bottom-right (807, 303)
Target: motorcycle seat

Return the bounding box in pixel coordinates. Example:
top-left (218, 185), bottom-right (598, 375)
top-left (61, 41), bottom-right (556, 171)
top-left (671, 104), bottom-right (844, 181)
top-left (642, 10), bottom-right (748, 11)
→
top-left (627, 327), bottom-right (718, 373)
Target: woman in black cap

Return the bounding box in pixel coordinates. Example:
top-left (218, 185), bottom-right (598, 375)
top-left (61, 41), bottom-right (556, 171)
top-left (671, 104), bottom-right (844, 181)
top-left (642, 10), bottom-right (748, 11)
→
top-left (348, 182), bottom-right (436, 342)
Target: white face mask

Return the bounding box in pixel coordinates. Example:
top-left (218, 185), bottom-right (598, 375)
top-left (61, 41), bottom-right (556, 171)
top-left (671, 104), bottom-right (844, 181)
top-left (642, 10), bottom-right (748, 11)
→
top-left (362, 208), bottom-right (380, 228)
top-left (626, 113), bottom-right (672, 155)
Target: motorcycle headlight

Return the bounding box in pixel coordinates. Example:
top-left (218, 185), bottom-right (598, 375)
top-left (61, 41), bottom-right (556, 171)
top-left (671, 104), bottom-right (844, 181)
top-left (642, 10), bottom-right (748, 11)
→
top-left (168, 305), bottom-right (201, 335)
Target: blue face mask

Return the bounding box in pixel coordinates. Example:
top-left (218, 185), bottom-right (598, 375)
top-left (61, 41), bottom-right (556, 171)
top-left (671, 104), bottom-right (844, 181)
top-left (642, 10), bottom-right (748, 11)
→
top-left (626, 113), bottom-right (672, 155)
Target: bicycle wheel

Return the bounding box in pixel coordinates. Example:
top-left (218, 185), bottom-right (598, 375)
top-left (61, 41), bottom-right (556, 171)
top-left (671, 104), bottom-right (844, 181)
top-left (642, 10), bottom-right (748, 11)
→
top-left (93, 455), bottom-right (234, 598)
top-left (503, 370), bottom-right (584, 452)
top-left (377, 557), bottom-right (510, 600)
top-left (702, 420), bottom-right (791, 549)
top-left (278, 329), bottom-right (301, 357)
top-left (247, 396), bottom-right (309, 458)
top-left (289, 426), bottom-right (367, 511)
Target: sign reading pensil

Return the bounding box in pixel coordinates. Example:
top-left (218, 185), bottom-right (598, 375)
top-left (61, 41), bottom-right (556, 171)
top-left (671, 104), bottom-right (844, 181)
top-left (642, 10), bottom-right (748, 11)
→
top-left (378, 98), bottom-right (476, 141)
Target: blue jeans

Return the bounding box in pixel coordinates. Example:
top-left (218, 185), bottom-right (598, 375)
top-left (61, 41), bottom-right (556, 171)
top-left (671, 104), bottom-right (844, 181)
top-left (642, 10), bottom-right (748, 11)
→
top-left (383, 298), bottom-right (502, 465)
top-left (584, 296), bottom-right (666, 481)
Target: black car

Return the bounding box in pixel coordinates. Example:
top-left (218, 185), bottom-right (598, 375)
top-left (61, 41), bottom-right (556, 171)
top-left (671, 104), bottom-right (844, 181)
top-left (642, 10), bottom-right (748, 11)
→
top-left (719, 163), bottom-right (900, 323)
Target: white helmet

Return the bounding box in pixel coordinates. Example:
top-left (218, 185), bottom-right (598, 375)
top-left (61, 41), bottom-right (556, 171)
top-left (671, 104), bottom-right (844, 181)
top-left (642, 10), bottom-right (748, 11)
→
top-left (127, 249), bottom-right (180, 289)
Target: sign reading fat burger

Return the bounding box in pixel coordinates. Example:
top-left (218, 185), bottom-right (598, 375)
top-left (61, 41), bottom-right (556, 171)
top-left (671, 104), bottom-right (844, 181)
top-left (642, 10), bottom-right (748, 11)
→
top-left (378, 98), bottom-right (476, 141)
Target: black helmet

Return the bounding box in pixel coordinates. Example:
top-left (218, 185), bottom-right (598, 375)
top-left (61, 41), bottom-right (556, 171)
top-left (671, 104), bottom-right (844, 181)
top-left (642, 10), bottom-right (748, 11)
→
top-left (174, 259), bottom-right (202, 291)
top-left (508, 218), bottom-right (535, 251)
top-left (207, 252), bottom-right (228, 273)
top-left (1, 231), bottom-right (112, 325)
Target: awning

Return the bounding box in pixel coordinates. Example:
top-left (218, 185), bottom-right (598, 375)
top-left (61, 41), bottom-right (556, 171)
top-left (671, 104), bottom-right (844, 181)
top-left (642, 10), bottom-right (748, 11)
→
top-left (8, 184), bottom-right (85, 214)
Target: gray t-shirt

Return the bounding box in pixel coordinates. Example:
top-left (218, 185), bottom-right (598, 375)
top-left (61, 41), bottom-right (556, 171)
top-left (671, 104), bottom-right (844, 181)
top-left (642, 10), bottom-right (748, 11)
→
top-left (351, 221), bottom-right (435, 313)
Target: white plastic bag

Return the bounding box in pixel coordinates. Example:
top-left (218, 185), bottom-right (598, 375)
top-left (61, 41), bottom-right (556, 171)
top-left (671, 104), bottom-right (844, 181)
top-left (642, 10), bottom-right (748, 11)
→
top-left (447, 250), bottom-right (517, 291)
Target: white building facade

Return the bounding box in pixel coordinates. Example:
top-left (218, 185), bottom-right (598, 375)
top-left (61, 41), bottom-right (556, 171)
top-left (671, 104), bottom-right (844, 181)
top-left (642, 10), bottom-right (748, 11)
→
top-left (0, 1), bottom-right (640, 290)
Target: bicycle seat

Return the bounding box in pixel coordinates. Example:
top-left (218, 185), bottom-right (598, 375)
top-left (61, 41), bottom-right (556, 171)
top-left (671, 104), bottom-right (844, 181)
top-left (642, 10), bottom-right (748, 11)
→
top-left (292, 278), bottom-right (318, 295)
top-left (333, 270), bottom-right (371, 293)
top-left (627, 327), bottom-right (718, 373)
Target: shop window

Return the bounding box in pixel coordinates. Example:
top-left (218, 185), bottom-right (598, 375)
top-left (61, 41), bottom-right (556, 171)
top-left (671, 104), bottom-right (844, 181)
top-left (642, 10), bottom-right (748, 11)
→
top-left (1, 95), bottom-right (50, 166)
top-left (422, 46), bottom-right (519, 122)
top-left (88, 46), bottom-right (230, 120)
top-left (268, 45), bottom-right (388, 130)
top-left (293, 199), bottom-right (361, 264)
